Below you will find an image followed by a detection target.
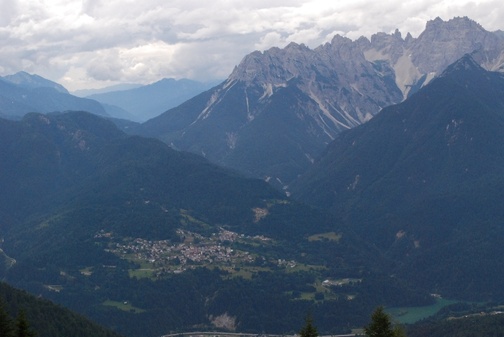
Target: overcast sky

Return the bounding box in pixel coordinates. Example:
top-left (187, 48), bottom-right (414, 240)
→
top-left (0, 0), bottom-right (502, 91)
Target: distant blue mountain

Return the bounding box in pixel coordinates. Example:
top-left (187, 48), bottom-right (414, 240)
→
top-left (72, 83), bottom-right (143, 97)
top-left (3, 71), bottom-right (69, 94)
top-left (87, 78), bottom-right (219, 122)
top-left (0, 72), bottom-right (108, 119)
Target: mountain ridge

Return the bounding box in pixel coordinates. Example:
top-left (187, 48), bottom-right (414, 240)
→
top-left (2, 71), bottom-right (69, 94)
top-left (136, 16), bottom-right (504, 188)
top-left (0, 281), bottom-right (124, 337)
top-left (290, 54), bottom-right (504, 300)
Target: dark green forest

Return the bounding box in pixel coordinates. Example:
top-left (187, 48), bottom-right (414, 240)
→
top-left (290, 55), bottom-right (504, 301)
top-left (408, 302), bottom-right (504, 337)
top-left (0, 111), bottom-right (433, 337)
top-left (0, 282), bottom-right (123, 337)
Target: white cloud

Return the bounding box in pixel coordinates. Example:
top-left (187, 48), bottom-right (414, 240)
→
top-left (0, 0), bottom-right (502, 91)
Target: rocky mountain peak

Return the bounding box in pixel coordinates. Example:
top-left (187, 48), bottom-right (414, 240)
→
top-left (418, 16), bottom-right (487, 46)
top-left (228, 44), bottom-right (311, 85)
top-left (424, 16), bottom-right (484, 33)
top-left (369, 30), bottom-right (404, 45)
top-left (411, 16), bottom-right (500, 75)
top-left (329, 34), bottom-right (353, 46)
top-left (359, 16), bottom-right (504, 99)
top-left (139, 17), bottom-right (504, 190)
top-left (404, 32), bottom-right (413, 44)
top-left (229, 15), bottom-right (498, 93)
top-left (284, 41), bottom-right (309, 51)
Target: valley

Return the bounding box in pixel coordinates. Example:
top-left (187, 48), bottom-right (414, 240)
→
top-left (1, 14), bottom-right (504, 337)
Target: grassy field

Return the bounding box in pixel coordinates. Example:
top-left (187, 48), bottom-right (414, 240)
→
top-left (43, 284), bottom-right (63, 292)
top-left (222, 265), bottom-right (279, 279)
top-left (308, 232), bottom-right (341, 242)
top-left (79, 267), bottom-right (93, 276)
top-left (103, 300), bottom-right (146, 313)
top-left (128, 268), bottom-right (156, 279)
top-left (387, 298), bottom-right (459, 324)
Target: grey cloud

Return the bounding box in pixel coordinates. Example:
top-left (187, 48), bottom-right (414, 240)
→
top-left (0, 0), bottom-right (502, 91)
top-left (81, 0), bottom-right (103, 17)
top-left (0, 0), bottom-right (19, 27)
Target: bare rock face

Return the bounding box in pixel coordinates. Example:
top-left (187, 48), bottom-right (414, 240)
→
top-left (141, 17), bottom-right (504, 188)
top-left (230, 36), bottom-right (402, 132)
top-left (363, 17), bottom-right (504, 98)
top-left (411, 17), bottom-right (501, 73)
top-left (223, 17), bottom-right (504, 133)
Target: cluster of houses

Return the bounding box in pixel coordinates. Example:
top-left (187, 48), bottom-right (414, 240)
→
top-left (99, 228), bottom-right (273, 274)
top-left (94, 226), bottom-right (302, 278)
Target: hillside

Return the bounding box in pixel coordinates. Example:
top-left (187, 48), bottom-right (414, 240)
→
top-left (0, 111), bottom-right (432, 336)
top-left (290, 54), bottom-right (504, 300)
top-left (0, 282), bottom-right (123, 337)
top-left (407, 301), bottom-right (504, 337)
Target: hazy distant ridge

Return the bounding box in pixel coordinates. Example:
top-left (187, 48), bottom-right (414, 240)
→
top-left (87, 78), bottom-right (219, 122)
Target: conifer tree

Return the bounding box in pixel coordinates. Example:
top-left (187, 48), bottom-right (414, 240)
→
top-left (364, 307), bottom-right (396, 337)
top-left (299, 314), bottom-right (318, 337)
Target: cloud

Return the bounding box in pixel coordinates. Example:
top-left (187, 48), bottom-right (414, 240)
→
top-left (0, 0), bottom-right (502, 91)
top-left (0, 0), bottom-right (19, 27)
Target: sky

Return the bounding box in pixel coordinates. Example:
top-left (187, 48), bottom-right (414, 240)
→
top-left (0, 0), bottom-right (502, 91)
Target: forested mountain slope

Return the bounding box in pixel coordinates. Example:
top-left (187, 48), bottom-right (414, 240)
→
top-left (0, 111), bottom-right (430, 336)
top-left (0, 282), bottom-right (123, 337)
top-left (291, 54), bottom-right (504, 300)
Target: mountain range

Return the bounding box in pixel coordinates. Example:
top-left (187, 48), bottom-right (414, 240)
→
top-left (135, 17), bottom-right (504, 189)
top-left (291, 54), bottom-right (504, 300)
top-left (0, 72), bottom-right (216, 123)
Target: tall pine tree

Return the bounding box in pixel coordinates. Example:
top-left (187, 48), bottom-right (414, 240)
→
top-left (364, 307), bottom-right (407, 337)
top-left (364, 307), bottom-right (395, 337)
top-left (299, 315), bottom-right (318, 337)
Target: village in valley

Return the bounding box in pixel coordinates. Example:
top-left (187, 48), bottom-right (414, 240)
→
top-left (85, 216), bottom-right (360, 307)
top-left (94, 227), bottom-right (298, 278)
